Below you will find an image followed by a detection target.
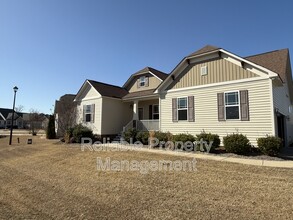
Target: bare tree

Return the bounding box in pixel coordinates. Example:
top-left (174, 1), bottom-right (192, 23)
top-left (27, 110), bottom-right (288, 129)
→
top-left (15, 105), bottom-right (25, 112)
top-left (27, 109), bottom-right (44, 135)
top-left (54, 95), bottom-right (77, 137)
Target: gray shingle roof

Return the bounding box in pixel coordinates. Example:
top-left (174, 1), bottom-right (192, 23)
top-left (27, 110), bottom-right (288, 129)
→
top-left (88, 80), bottom-right (128, 99)
top-left (187, 45), bottom-right (220, 57)
top-left (134, 67), bottom-right (168, 80)
top-left (245, 49), bottom-right (289, 82)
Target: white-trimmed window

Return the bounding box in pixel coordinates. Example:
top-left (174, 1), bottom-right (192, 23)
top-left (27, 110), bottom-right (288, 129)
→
top-left (225, 91), bottom-right (240, 120)
top-left (139, 76), bottom-right (146, 87)
top-left (177, 97), bottom-right (188, 120)
top-left (85, 105), bottom-right (92, 122)
top-left (83, 104), bottom-right (95, 123)
top-left (153, 104), bottom-right (159, 119)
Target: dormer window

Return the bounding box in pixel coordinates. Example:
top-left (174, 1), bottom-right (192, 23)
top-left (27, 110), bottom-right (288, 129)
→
top-left (140, 76), bottom-right (146, 87)
top-left (137, 75), bottom-right (149, 88)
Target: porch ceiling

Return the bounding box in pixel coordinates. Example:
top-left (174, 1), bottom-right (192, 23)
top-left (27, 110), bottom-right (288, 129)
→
top-left (122, 89), bottom-right (159, 101)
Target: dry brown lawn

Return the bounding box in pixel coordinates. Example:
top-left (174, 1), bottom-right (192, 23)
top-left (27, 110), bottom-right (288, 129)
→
top-left (0, 135), bottom-right (293, 219)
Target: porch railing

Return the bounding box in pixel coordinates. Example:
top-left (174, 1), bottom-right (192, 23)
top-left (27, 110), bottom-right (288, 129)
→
top-left (123, 120), bottom-right (160, 132)
top-left (137, 120), bottom-right (159, 131)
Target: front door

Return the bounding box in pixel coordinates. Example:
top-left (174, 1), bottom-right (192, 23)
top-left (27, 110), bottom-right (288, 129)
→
top-left (277, 114), bottom-right (285, 146)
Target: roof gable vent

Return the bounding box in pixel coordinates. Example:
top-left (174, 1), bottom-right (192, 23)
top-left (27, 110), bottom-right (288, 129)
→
top-left (201, 66), bottom-right (208, 76)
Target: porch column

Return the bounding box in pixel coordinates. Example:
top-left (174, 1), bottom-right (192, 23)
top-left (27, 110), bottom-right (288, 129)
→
top-left (133, 100), bottom-right (139, 120)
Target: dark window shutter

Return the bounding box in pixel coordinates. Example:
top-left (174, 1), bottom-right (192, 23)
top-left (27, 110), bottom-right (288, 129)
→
top-left (83, 105), bottom-right (86, 122)
top-left (188, 96), bottom-right (195, 122)
top-left (240, 90), bottom-right (249, 121)
top-left (91, 104), bottom-right (95, 123)
top-left (145, 77), bottom-right (149, 87)
top-left (149, 105), bottom-right (153, 119)
top-left (217, 93), bottom-right (225, 121)
top-left (172, 98), bottom-right (178, 122)
top-left (137, 78), bottom-right (140, 88)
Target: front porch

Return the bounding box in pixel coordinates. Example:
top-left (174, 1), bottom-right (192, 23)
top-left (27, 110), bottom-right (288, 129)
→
top-left (123, 99), bottom-right (160, 132)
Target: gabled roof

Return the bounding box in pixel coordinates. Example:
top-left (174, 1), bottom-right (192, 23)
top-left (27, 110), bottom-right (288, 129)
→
top-left (135, 67), bottom-right (169, 80)
top-left (0, 108), bottom-right (12, 119)
top-left (123, 66), bottom-right (168, 88)
top-left (156, 45), bottom-right (288, 93)
top-left (88, 80), bottom-right (128, 99)
top-left (245, 49), bottom-right (289, 82)
top-left (7, 112), bottom-right (21, 120)
top-left (187, 45), bottom-right (220, 57)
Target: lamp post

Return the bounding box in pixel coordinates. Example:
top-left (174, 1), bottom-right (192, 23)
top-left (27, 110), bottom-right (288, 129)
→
top-left (9, 86), bottom-right (18, 145)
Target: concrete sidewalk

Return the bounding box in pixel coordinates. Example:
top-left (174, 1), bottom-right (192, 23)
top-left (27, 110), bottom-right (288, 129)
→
top-left (96, 143), bottom-right (293, 168)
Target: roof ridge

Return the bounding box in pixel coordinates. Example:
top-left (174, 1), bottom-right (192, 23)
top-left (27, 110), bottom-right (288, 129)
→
top-left (187, 45), bottom-right (220, 57)
top-left (245, 48), bottom-right (288, 58)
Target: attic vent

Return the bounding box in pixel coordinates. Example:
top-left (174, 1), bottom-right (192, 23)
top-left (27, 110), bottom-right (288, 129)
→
top-left (201, 66), bottom-right (207, 76)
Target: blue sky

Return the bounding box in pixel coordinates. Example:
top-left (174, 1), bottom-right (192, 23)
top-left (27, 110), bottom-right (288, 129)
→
top-left (0, 0), bottom-right (292, 114)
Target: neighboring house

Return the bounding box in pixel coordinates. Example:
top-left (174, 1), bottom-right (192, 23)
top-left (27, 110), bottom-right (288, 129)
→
top-left (41, 116), bottom-right (49, 129)
top-left (0, 108), bottom-right (26, 129)
top-left (0, 113), bottom-right (7, 128)
top-left (54, 94), bottom-right (76, 137)
top-left (6, 112), bottom-right (24, 128)
top-left (71, 45), bottom-right (293, 147)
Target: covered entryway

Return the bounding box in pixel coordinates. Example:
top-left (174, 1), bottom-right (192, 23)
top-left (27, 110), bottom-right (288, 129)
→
top-left (123, 99), bottom-right (160, 132)
top-left (277, 114), bottom-right (286, 147)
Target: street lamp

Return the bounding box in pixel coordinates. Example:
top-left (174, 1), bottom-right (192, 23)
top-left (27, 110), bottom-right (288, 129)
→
top-left (9, 86), bottom-right (18, 145)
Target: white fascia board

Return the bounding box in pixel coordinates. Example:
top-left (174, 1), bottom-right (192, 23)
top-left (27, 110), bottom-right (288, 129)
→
top-left (123, 70), bottom-right (163, 89)
top-left (221, 49), bottom-right (279, 78)
top-left (0, 112), bottom-right (6, 120)
top-left (74, 80), bottom-right (101, 102)
top-left (156, 51), bottom-right (221, 93)
top-left (155, 59), bottom-right (190, 93)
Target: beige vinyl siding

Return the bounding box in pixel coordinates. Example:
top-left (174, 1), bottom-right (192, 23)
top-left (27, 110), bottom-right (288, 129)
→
top-left (77, 98), bottom-right (102, 135)
top-left (161, 78), bottom-right (273, 146)
top-left (128, 74), bottom-right (162, 93)
top-left (101, 98), bottom-right (132, 135)
top-left (75, 85), bottom-right (102, 134)
top-left (169, 58), bottom-right (258, 89)
top-left (273, 83), bottom-right (293, 144)
top-left (78, 84), bottom-right (100, 99)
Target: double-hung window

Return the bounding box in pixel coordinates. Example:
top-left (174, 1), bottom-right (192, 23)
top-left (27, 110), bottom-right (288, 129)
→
top-left (139, 76), bottom-right (146, 87)
top-left (225, 91), bottom-right (240, 120)
top-left (177, 97), bottom-right (188, 120)
top-left (153, 104), bottom-right (159, 119)
top-left (85, 105), bottom-right (92, 122)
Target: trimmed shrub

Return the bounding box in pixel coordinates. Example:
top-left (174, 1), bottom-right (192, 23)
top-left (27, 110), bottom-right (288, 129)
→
top-left (223, 133), bottom-right (251, 155)
top-left (172, 133), bottom-right (195, 151)
top-left (46, 115), bottom-right (56, 139)
top-left (196, 132), bottom-right (220, 152)
top-left (123, 128), bottom-right (138, 143)
top-left (257, 136), bottom-right (282, 156)
top-left (152, 131), bottom-right (172, 148)
top-left (155, 131), bottom-right (172, 142)
top-left (72, 124), bottom-right (93, 143)
top-left (136, 131), bottom-right (149, 145)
